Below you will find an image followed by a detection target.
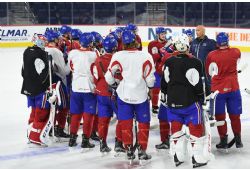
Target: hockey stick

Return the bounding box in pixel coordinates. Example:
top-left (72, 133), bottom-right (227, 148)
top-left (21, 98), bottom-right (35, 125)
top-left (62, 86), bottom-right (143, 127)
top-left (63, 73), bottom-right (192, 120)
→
top-left (133, 116), bottom-right (139, 152)
top-left (201, 77), bottom-right (213, 158)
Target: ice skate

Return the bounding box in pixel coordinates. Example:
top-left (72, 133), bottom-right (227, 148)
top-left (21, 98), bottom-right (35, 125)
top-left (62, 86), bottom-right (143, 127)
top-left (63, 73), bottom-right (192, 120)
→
top-left (100, 139), bottom-right (111, 156)
top-left (55, 126), bottom-right (70, 142)
top-left (155, 139), bottom-right (170, 152)
top-left (80, 134), bottom-right (95, 153)
top-left (114, 138), bottom-right (126, 157)
top-left (192, 156), bottom-right (207, 168)
top-left (90, 131), bottom-right (100, 141)
top-left (68, 134), bottom-right (78, 147)
top-left (126, 145), bottom-right (135, 165)
top-left (174, 154), bottom-right (184, 167)
top-left (216, 135), bottom-right (228, 153)
top-left (138, 146), bottom-right (152, 166)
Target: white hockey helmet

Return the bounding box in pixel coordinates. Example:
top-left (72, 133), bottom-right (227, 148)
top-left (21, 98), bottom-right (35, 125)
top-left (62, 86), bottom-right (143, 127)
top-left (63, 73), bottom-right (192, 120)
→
top-left (172, 33), bottom-right (189, 53)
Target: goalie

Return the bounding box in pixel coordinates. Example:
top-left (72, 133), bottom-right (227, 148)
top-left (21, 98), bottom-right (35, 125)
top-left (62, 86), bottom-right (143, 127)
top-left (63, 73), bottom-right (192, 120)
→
top-left (161, 34), bottom-right (209, 168)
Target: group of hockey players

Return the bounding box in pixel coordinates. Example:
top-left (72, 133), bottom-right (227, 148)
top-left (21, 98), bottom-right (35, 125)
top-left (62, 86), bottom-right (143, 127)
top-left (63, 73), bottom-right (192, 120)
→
top-left (21, 23), bottom-right (243, 168)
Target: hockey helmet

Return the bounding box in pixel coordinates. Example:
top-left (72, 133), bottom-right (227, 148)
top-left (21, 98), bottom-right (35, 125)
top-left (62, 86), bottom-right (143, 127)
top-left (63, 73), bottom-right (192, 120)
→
top-left (216, 32), bottom-right (229, 46)
top-left (172, 33), bottom-right (189, 53)
top-left (79, 32), bottom-right (94, 48)
top-left (103, 36), bottom-right (118, 53)
top-left (122, 30), bottom-right (136, 44)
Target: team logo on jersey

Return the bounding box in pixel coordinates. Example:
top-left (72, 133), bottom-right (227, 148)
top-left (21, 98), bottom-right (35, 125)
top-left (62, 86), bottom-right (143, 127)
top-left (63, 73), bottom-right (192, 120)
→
top-left (34, 58), bottom-right (45, 75)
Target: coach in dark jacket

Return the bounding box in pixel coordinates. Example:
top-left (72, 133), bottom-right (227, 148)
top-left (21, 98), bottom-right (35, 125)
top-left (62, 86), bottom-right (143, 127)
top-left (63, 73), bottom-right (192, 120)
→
top-left (190, 25), bottom-right (217, 95)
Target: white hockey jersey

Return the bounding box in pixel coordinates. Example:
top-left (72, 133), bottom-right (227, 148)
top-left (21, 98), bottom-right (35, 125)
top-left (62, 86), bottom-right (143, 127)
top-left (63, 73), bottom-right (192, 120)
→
top-left (68, 49), bottom-right (97, 93)
top-left (105, 49), bottom-right (155, 104)
top-left (45, 46), bottom-right (70, 86)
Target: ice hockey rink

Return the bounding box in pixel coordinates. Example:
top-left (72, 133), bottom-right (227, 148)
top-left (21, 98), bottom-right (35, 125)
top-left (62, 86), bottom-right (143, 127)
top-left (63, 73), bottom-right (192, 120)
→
top-left (0, 47), bottom-right (250, 169)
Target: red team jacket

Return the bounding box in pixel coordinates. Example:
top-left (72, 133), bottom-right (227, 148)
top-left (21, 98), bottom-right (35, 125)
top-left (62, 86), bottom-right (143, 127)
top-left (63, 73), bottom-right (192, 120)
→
top-left (206, 47), bottom-right (241, 94)
top-left (93, 53), bottom-right (113, 96)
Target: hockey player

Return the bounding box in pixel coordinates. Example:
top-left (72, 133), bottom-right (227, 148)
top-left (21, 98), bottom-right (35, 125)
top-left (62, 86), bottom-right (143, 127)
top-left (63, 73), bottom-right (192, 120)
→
top-left (91, 36), bottom-right (125, 154)
top-left (126, 23), bottom-right (142, 51)
top-left (105, 30), bottom-right (155, 161)
top-left (148, 27), bottom-right (168, 114)
top-left (67, 33), bottom-right (97, 149)
top-left (70, 29), bottom-right (82, 50)
top-left (115, 27), bottom-right (123, 51)
top-left (161, 34), bottom-right (208, 167)
top-left (45, 31), bottom-right (71, 139)
top-left (91, 31), bottom-right (104, 55)
top-left (21, 34), bottom-right (51, 145)
top-left (58, 25), bottom-right (72, 54)
top-left (206, 32), bottom-right (243, 149)
top-left (184, 29), bottom-right (194, 44)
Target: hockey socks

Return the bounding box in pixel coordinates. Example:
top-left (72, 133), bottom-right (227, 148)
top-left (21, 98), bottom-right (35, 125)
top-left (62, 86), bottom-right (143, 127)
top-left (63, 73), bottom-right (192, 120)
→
top-left (151, 88), bottom-right (160, 108)
top-left (116, 120), bottom-right (122, 142)
top-left (83, 113), bottom-right (95, 138)
top-left (229, 114), bottom-right (241, 136)
top-left (120, 119), bottom-right (133, 149)
top-left (56, 108), bottom-right (68, 129)
top-left (159, 120), bottom-right (170, 142)
top-left (98, 117), bottom-right (111, 142)
top-left (93, 114), bottom-right (99, 132)
top-left (138, 122), bottom-right (150, 150)
top-left (70, 113), bottom-right (83, 135)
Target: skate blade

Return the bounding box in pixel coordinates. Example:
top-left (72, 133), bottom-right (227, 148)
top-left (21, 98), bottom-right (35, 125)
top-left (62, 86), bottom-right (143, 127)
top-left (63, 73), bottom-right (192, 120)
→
top-left (55, 137), bottom-right (70, 143)
top-left (80, 148), bottom-right (93, 153)
top-left (217, 148), bottom-right (229, 153)
top-left (139, 159), bottom-right (151, 166)
top-left (193, 162), bottom-right (207, 168)
top-left (114, 152), bottom-right (126, 158)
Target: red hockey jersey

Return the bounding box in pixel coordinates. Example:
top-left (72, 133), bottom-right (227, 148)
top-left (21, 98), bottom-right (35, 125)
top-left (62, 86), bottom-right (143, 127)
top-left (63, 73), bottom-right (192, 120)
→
top-left (206, 47), bottom-right (241, 93)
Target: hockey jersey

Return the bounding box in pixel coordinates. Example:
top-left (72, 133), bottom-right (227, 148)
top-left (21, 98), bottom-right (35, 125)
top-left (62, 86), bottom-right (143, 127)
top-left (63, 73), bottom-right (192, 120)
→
top-left (68, 49), bottom-right (97, 93)
top-left (105, 49), bottom-right (155, 104)
top-left (45, 46), bottom-right (70, 86)
top-left (161, 54), bottom-right (204, 108)
top-left (206, 47), bottom-right (241, 93)
top-left (21, 46), bottom-right (50, 96)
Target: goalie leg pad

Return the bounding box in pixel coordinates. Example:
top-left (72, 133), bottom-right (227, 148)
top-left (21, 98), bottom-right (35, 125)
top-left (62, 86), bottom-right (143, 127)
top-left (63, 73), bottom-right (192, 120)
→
top-left (28, 107), bottom-right (36, 124)
top-left (29, 108), bottom-right (50, 144)
top-left (190, 135), bottom-right (210, 164)
top-left (170, 130), bottom-right (187, 162)
top-left (138, 122), bottom-right (150, 150)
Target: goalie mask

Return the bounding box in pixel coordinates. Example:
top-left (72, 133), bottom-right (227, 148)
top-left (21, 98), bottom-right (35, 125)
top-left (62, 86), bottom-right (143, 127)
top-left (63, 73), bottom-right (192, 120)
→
top-left (172, 34), bottom-right (189, 53)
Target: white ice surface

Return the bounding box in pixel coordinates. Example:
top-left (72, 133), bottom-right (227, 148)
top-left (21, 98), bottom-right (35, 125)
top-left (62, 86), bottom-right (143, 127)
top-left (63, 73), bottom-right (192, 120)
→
top-left (0, 47), bottom-right (250, 169)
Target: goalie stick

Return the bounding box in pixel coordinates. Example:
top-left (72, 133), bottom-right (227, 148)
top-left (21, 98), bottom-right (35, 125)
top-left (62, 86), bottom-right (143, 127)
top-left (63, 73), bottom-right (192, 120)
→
top-left (40, 54), bottom-right (61, 145)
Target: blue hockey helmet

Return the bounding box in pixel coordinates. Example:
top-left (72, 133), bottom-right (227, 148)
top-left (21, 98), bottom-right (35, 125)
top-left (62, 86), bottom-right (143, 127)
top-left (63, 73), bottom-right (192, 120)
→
top-left (79, 32), bottom-right (94, 48)
top-left (216, 32), bottom-right (229, 46)
top-left (60, 25), bottom-right (72, 35)
top-left (184, 29), bottom-right (193, 36)
top-left (103, 36), bottom-right (118, 53)
top-left (108, 31), bottom-right (119, 41)
top-left (122, 30), bottom-right (136, 44)
top-left (156, 27), bottom-right (166, 34)
top-left (46, 30), bottom-right (60, 42)
top-left (126, 23), bottom-right (137, 32)
top-left (91, 31), bottom-right (103, 44)
top-left (71, 29), bottom-right (82, 40)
